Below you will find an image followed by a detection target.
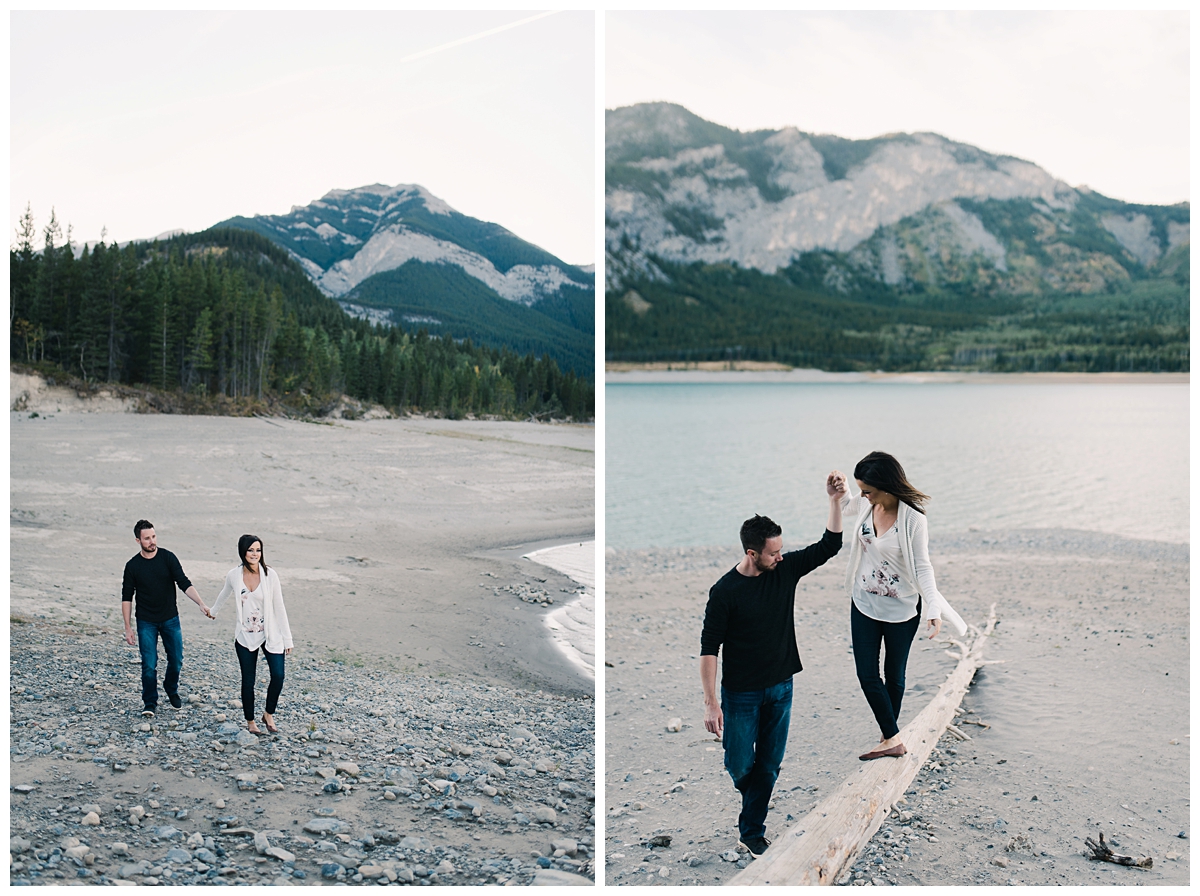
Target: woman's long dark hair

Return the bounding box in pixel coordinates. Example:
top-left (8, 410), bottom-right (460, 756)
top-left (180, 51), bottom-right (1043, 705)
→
top-left (238, 534), bottom-right (269, 573)
top-left (854, 451), bottom-right (929, 514)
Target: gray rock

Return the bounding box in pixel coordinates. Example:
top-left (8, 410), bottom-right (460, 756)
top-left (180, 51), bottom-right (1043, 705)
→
top-left (254, 831), bottom-right (271, 855)
top-left (532, 806), bottom-right (557, 825)
top-left (532, 868), bottom-right (593, 885)
top-left (304, 818), bottom-right (349, 835)
top-left (165, 848), bottom-right (191, 864)
top-left (265, 846), bottom-right (296, 863)
top-left (321, 863), bottom-right (344, 879)
top-left (155, 826), bottom-right (181, 840)
top-left (400, 836), bottom-right (432, 852)
top-left (10, 837), bottom-right (32, 854)
top-left (233, 730), bottom-right (259, 748)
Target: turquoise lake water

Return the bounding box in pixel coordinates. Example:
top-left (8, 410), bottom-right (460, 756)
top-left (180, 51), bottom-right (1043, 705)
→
top-left (605, 382), bottom-right (1189, 550)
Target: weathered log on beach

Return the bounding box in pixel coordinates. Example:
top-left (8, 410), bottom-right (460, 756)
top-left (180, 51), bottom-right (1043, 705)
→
top-left (1085, 832), bottom-right (1153, 869)
top-left (729, 603), bottom-right (999, 886)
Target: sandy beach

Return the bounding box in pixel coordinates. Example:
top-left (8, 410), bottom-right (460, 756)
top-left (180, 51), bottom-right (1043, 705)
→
top-left (605, 365), bottom-right (1189, 385)
top-left (9, 391), bottom-right (596, 885)
top-left (10, 405), bottom-right (594, 696)
top-left (603, 529), bottom-right (1189, 886)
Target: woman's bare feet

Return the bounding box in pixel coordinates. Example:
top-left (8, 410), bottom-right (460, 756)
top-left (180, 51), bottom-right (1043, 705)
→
top-left (261, 712), bottom-right (278, 734)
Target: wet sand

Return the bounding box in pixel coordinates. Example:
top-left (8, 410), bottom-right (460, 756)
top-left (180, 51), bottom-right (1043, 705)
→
top-left (603, 530), bottom-right (1189, 886)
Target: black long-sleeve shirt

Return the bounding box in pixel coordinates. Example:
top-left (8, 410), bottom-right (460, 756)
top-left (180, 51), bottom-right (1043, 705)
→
top-left (701, 529), bottom-right (842, 692)
top-left (122, 548), bottom-right (193, 623)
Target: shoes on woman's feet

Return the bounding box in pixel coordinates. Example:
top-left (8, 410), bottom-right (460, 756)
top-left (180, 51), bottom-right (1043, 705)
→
top-left (247, 722), bottom-right (264, 736)
top-left (859, 744), bottom-right (907, 761)
top-left (261, 714), bottom-right (278, 734)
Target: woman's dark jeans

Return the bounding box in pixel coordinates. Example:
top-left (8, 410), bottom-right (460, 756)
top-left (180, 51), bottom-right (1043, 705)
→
top-left (235, 641), bottom-right (285, 720)
top-left (850, 600), bottom-right (921, 740)
top-left (721, 677), bottom-right (793, 840)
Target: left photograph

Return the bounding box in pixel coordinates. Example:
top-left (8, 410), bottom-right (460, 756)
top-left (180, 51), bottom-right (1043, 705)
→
top-left (10, 11), bottom-right (596, 886)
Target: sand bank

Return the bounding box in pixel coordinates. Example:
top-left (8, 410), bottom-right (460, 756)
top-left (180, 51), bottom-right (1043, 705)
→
top-left (606, 367), bottom-right (1188, 385)
top-left (603, 530), bottom-right (1188, 885)
top-left (10, 410), bottom-right (594, 697)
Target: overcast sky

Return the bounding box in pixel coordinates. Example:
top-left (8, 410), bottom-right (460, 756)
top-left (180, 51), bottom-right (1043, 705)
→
top-left (11, 11), bottom-right (595, 264)
top-left (607, 11), bottom-right (1189, 207)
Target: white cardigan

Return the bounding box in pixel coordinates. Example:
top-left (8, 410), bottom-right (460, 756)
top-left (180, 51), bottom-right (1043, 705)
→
top-left (211, 565), bottom-right (294, 654)
top-left (840, 493), bottom-right (967, 637)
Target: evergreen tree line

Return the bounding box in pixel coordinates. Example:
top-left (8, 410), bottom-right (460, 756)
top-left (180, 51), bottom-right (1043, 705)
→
top-left (10, 209), bottom-right (593, 420)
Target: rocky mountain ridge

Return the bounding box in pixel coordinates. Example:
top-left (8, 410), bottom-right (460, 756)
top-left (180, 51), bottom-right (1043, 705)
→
top-left (220, 183), bottom-right (590, 305)
top-left (606, 103), bottom-right (1188, 300)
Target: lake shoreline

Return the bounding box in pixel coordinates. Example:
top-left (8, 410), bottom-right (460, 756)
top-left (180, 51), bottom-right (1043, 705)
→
top-left (607, 365), bottom-right (1188, 385)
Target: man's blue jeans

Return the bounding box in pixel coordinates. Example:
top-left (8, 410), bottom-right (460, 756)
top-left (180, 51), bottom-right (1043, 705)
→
top-left (722, 677), bottom-right (793, 840)
top-left (137, 616), bottom-right (183, 709)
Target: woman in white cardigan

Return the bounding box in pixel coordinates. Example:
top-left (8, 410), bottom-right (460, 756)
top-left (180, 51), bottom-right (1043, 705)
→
top-left (211, 535), bottom-right (293, 735)
top-left (837, 452), bottom-right (966, 762)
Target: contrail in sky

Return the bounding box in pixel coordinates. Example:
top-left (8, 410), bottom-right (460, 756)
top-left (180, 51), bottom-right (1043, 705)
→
top-left (399, 11), bottom-right (560, 64)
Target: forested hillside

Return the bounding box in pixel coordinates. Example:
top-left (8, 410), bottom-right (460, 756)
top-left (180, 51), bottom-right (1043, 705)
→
top-left (9, 209), bottom-right (592, 420)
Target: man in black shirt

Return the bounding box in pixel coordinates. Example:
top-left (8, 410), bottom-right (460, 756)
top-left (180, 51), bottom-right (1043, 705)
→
top-left (699, 472), bottom-right (846, 856)
top-left (122, 520), bottom-right (213, 716)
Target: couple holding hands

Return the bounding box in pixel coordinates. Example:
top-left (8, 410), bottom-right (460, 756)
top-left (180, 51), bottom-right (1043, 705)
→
top-left (121, 522), bottom-right (293, 736)
top-left (700, 451), bottom-right (965, 857)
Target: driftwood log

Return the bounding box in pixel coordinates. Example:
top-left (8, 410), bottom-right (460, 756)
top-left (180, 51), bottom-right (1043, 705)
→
top-left (729, 603), bottom-right (998, 886)
top-left (1085, 832), bottom-right (1153, 869)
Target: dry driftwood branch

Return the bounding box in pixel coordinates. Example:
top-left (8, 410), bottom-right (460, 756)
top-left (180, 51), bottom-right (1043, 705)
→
top-left (1085, 832), bottom-right (1153, 869)
top-left (728, 603), bottom-right (999, 886)
top-left (946, 724), bottom-right (971, 741)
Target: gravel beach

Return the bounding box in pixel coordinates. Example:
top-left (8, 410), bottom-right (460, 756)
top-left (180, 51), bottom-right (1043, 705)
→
top-left (603, 530), bottom-right (1189, 886)
top-left (10, 401), bottom-right (596, 885)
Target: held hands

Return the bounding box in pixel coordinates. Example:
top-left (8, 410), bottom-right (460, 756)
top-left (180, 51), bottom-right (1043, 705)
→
top-left (202, 605), bottom-right (215, 620)
top-left (704, 702), bottom-right (724, 738)
top-left (826, 470), bottom-right (848, 499)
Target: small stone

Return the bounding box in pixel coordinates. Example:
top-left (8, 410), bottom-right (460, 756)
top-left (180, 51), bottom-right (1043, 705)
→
top-left (494, 751), bottom-right (513, 766)
top-left (551, 838), bottom-right (578, 857)
top-left (323, 780), bottom-right (343, 794)
top-left (359, 864), bottom-right (385, 879)
top-left (991, 856), bottom-right (1009, 868)
top-left (13, 784), bottom-right (37, 794)
top-left (265, 846), bottom-right (295, 863)
top-left (315, 767), bottom-right (337, 779)
top-left (321, 863), bottom-right (343, 879)
top-left (129, 805), bottom-right (146, 820)
top-left (254, 832), bottom-right (271, 855)
top-left (335, 762), bottom-right (360, 777)
top-left (436, 859), bottom-right (455, 875)
top-left (165, 848), bottom-right (191, 864)
top-left (533, 758), bottom-right (556, 773)
top-left (659, 867), bottom-right (670, 878)
top-left (236, 772), bottom-right (258, 790)
top-left (304, 818), bottom-right (349, 835)
top-left (531, 868), bottom-right (592, 885)
top-left (109, 842), bottom-right (130, 857)
top-left (214, 799), bottom-right (226, 809)
top-left (532, 807), bottom-right (557, 825)
top-left (10, 837), bottom-right (32, 854)
top-left (666, 718), bottom-right (682, 732)
top-left (81, 812), bottom-right (100, 826)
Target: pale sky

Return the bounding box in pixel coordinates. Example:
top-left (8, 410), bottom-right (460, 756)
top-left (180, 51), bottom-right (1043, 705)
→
top-left (11, 11), bottom-right (595, 265)
top-left (607, 11), bottom-right (1189, 207)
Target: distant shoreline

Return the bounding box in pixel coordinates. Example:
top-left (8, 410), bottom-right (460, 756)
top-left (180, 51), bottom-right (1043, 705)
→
top-left (606, 364), bottom-right (1188, 385)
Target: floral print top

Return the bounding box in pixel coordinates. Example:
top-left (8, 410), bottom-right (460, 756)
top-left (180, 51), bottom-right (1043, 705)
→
top-left (236, 578), bottom-right (267, 651)
top-left (852, 519), bottom-right (919, 623)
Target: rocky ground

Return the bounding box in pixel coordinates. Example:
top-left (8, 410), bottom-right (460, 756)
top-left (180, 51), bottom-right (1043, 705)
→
top-left (604, 530), bottom-right (1189, 886)
top-left (8, 623), bottom-right (595, 886)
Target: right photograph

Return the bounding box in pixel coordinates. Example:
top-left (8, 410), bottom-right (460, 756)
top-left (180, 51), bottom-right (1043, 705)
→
top-left (602, 10), bottom-right (1189, 887)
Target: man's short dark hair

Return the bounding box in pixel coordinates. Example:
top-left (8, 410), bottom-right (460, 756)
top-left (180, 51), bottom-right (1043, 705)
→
top-left (740, 514), bottom-right (782, 554)
top-left (134, 520), bottom-right (154, 538)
